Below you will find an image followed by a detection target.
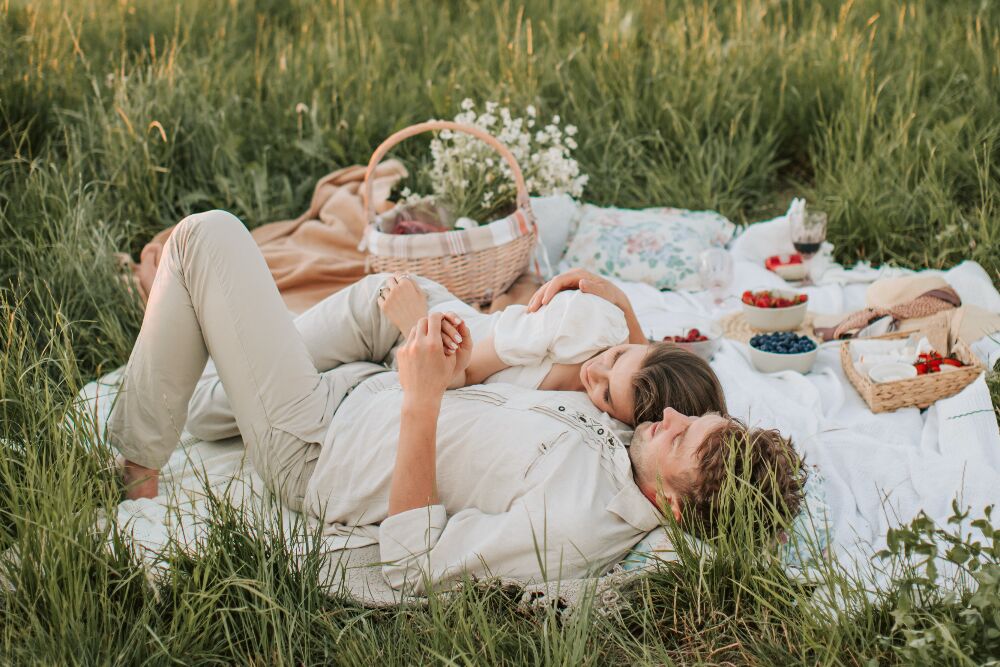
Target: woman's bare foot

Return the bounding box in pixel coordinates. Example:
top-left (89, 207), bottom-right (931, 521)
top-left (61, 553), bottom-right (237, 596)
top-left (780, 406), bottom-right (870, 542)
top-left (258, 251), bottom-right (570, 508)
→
top-left (118, 455), bottom-right (160, 500)
top-left (378, 274), bottom-right (429, 336)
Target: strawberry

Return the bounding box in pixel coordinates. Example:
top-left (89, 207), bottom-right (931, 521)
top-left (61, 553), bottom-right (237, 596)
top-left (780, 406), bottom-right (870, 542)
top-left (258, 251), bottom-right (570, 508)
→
top-left (744, 290), bottom-right (805, 308)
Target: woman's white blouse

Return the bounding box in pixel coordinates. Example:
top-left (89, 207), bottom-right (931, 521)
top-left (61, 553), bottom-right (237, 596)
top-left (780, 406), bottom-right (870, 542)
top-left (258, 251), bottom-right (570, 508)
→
top-left (431, 291), bottom-right (630, 388)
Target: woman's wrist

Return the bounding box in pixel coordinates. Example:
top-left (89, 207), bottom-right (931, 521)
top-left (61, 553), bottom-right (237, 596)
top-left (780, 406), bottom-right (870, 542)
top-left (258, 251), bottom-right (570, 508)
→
top-left (623, 307), bottom-right (649, 344)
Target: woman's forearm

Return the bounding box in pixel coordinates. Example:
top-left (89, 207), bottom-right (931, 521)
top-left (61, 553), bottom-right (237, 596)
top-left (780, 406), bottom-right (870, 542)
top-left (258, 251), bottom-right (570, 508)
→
top-left (463, 336), bottom-right (511, 385)
top-left (622, 305), bottom-right (649, 344)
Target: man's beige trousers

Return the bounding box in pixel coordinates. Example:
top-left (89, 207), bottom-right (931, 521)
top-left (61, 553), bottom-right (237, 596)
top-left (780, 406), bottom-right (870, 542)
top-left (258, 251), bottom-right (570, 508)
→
top-left (108, 210), bottom-right (452, 511)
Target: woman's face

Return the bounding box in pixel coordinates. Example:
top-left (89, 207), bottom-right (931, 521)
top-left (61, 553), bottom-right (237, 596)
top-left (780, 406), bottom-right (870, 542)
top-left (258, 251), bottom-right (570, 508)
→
top-left (579, 343), bottom-right (648, 424)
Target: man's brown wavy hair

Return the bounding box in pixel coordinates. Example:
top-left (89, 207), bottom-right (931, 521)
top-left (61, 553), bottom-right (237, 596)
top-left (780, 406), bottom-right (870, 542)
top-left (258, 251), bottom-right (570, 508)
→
top-left (631, 342), bottom-right (727, 425)
top-left (671, 418), bottom-right (807, 538)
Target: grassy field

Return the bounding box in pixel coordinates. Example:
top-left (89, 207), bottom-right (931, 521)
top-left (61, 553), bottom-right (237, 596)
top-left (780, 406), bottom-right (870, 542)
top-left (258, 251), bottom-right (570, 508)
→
top-left (2, 0), bottom-right (999, 663)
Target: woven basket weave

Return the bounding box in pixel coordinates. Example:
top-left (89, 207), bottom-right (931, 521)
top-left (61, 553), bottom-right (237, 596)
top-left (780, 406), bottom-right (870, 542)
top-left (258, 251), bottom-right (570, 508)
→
top-left (360, 121), bottom-right (538, 306)
top-left (841, 332), bottom-right (984, 413)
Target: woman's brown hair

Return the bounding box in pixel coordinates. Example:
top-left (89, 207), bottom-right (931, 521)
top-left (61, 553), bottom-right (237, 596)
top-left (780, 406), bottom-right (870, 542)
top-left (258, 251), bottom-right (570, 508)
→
top-left (631, 341), bottom-right (727, 423)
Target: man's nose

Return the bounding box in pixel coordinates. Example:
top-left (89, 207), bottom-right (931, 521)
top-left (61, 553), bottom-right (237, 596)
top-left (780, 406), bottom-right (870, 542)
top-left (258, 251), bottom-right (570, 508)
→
top-left (661, 407), bottom-right (682, 423)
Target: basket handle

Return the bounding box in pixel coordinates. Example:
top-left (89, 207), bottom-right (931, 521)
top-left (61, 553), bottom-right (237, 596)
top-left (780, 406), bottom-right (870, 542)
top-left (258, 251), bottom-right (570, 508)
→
top-left (361, 120), bottom-right (532, 226)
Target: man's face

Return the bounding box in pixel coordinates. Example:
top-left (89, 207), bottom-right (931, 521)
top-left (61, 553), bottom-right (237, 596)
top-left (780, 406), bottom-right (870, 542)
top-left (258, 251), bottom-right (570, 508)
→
top-left (579, 343), bottom-right (647, 424)
top-left (629, 407), bottom-right (727, 521)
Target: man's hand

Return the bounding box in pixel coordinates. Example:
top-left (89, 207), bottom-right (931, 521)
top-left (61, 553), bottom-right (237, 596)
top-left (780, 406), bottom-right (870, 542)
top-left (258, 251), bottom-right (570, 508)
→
top-left (527, 267), bottom-right (630, 314)
top-left (397, 313), bottom-right (470, 399)
top-left (389, 312), bottom-right (471, 517)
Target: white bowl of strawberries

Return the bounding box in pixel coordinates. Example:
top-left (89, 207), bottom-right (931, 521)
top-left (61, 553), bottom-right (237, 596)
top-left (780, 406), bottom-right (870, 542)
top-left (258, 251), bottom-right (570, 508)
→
top-left (741, 289), bottom-right (808, 332)
top-left (660, 317), bottom-right (723, 361)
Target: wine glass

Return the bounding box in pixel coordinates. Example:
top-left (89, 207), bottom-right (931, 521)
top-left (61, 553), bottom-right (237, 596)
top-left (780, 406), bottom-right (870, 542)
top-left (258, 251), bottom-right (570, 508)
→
top-left (698, 247), bottom-right (734, 305)
top-left (791, 211), bottom-right (827, 284)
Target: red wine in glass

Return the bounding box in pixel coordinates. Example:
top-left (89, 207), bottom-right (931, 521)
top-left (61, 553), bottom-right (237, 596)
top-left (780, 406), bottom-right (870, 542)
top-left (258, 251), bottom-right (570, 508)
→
top-left (790, 210), bottom-right (827, 283)
top-left (793, 241), bottom-right (822, 258)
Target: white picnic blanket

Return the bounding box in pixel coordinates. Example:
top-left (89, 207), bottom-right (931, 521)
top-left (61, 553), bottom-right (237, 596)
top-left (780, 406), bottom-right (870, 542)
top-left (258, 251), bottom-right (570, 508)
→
top-left (618, 215), bottom-right (1000, 587)
top-left (77, 209), bottom-right (1000, 608)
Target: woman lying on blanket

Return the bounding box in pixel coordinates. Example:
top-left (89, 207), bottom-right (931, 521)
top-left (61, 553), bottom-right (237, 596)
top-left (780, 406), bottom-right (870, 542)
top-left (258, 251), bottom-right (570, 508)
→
top-left (116, 211), bottom-right (804, 566)
top-left (376, 267), bottom-right (727, 426)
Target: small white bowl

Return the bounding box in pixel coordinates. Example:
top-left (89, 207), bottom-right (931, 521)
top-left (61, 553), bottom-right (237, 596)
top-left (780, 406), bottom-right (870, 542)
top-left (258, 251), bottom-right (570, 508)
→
top-left (742, 290), bottom-right (808, 332)
top-left (659, 317), bottom-right (723, 361)
top-left (749, 342), bottom-right (818, 374)
top-left (868, 362), bottom-right (918, 383)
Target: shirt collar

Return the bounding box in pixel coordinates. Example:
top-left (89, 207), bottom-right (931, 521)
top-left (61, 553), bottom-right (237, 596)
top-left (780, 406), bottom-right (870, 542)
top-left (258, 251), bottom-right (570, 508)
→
top-left (605, 483), bottom-right (662, 533)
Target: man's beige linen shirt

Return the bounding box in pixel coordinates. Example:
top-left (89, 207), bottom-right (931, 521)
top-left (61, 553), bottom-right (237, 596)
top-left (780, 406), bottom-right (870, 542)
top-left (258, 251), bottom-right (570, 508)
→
top-left (303, 375), bottom-right (662, 594)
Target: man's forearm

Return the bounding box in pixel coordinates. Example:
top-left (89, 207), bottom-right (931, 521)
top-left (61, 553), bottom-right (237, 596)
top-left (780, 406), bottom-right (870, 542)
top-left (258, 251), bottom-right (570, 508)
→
top-left (387, 396), bottom-right (442, 516)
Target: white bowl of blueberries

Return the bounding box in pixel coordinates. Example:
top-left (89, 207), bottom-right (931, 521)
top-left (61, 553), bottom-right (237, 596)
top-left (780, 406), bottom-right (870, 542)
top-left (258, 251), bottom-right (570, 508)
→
top-left (749, 331), bottom-right (819, 374)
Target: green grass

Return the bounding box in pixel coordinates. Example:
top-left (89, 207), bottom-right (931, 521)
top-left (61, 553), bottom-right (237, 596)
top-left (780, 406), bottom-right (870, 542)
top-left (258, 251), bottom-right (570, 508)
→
top-left (2, 0), bottom-right (1000, 663)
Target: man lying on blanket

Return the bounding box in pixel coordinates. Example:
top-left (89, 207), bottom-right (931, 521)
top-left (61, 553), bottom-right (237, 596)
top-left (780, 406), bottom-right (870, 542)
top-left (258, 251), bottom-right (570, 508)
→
top-left (110, 210), bottom-right (804, 594)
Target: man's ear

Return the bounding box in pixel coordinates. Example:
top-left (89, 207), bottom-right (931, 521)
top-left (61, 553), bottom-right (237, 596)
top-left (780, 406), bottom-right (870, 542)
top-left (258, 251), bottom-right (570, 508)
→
top-left (646, 484), bottom-right (683, 524)
top-left (659, 491), bottom-right (682, 524)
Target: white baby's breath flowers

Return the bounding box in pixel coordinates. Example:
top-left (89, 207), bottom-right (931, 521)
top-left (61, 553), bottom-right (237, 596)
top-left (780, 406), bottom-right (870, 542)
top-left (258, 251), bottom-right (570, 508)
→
top-left (401, 99), bottom-right (588, 226)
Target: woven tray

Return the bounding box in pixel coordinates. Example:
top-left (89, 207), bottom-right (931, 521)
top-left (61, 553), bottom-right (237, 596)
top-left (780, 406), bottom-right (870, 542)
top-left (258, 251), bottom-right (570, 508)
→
top-left (720, 311), bottom-right (817, 344)
top-left (841, 332), bottom-right (984, 413)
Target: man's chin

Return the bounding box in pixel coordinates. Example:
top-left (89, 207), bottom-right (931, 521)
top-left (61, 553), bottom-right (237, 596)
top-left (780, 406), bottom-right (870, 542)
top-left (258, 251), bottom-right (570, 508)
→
top-left (629, 422), bottom-right (652, 456)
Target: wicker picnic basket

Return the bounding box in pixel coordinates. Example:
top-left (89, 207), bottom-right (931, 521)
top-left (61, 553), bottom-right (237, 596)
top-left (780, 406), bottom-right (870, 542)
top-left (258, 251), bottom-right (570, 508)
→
top-left (841, 331), bottom-right (985, 413)
top-left (359, 121), bottom-right (539, 306)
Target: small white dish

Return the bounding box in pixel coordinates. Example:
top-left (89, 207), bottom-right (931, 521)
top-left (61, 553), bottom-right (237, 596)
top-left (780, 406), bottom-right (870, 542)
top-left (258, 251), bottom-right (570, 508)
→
top-left (868, 362), bottom-right (918, 383)
top-left (742, 290), bottom-right (808, 332)
top-left (749, 343), bottom-right (818, 374)
top-left (659, 316), bottom-right (723, 361)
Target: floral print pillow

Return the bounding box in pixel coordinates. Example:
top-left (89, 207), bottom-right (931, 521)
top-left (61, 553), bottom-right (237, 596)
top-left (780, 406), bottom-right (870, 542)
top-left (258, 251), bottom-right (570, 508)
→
top-left (559, 205), bottom-right (736, 290)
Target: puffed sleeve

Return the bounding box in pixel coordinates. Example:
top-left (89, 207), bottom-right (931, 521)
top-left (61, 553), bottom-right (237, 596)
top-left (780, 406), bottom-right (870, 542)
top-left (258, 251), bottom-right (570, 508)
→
top-left (492, 291), bottom-right (629, 366)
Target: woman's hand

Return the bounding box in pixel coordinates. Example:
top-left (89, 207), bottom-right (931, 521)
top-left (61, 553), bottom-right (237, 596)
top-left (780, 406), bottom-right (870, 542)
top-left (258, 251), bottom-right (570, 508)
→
top-left (527, 268), bottom-right (649, 345)
top-left (378, 274), bottom-right (429, 337)
top-left (527, 268), bottom-right (630, 314)
top-left (445, 313), bottom-right (473, 387)
top-left (397, 313), bottom-right (471, 399)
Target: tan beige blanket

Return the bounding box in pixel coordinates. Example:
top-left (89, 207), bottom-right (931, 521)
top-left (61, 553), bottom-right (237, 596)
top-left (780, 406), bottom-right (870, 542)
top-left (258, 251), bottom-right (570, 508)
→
top-left (125, 160), bottom-right (407, 314)
top-left (122, 160), bottom-right (539, 313)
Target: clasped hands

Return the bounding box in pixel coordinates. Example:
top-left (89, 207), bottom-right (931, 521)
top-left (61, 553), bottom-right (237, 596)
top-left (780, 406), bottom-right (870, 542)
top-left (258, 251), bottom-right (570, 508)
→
top-left (396, 268), bottom-right (633, 401)
top-left (397, 312), bottom-right (473, 400)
